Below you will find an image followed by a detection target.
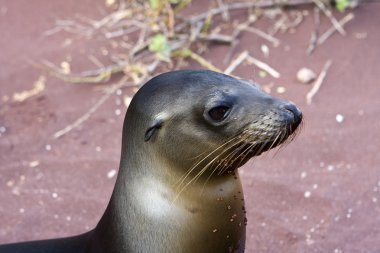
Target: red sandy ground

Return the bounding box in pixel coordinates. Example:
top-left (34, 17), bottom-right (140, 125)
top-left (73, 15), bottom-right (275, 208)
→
top-left (0, 1), bottom-right (380, 252)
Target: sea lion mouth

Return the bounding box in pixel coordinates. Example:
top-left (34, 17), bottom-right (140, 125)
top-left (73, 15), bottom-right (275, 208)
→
top-left (217, 123), bottom-right (301, 174)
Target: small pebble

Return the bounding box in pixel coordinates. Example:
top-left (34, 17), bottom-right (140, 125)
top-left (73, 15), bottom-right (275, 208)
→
top-left (107, 169), bottom-right (117, 179)
top-left (304, 191), bottom-right (311, 198)
top-left (261, 44), bottom-right (269, 58)
top-left (115, 109), bottom-right (121, 116)
top-left (19, 208), bottom-right (25, 213)
top-left (300, 172), bottom-right (307, 179)
top-left (327, 165), bottom-right (335, 172)
top-left (96, 146), bottom-right (102, 152)
top-left (296, 68), bottom-right (316, 84)
top-left (258, 70), bottom-right (268, 78)
top-left (29, 160), bottom-right (40, 168)
top-left (60, 61), bottom-right (71, 74)
top-left (355, 32), bottom-right (367, 39)
top-left (276, 86), bottom-right (286, 94)
top-left (336, 114), bottom-right (344, 123)
top-left (0, 126), bottom-right (6, 133)
top-left (52, 192), bottom-right (58, 198)
top-left (101, 47), bottom-right (108, 56)
top-left (45, 144), bottom-right (52, 151)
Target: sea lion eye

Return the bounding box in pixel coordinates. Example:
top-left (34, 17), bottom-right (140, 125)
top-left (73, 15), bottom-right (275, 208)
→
top-left (208, 106), bottom-right (230, 122)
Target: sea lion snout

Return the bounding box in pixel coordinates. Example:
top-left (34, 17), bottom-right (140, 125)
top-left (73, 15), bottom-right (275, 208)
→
top-left (279, 102), bottom-right (303, 128)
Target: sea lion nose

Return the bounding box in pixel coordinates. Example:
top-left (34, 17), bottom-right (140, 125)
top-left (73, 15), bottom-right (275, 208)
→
top-left (280, 103), bottom-right (302, 126)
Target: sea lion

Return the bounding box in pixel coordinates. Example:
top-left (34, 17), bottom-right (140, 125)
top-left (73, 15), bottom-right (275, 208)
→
top-left (0, 70), bottom-right (302, 253)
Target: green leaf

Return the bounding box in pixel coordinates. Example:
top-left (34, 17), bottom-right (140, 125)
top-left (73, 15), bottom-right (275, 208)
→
top-left (149, 34), bottom-right (168, 52)
top-left (336, 0), bottom-right (349, 11)
top-left (149, 34), bottom-right (171, 61)
top-left (149, 0), bottom-right (160, 10)
top-left (181, 48), bottom-right (192, 57)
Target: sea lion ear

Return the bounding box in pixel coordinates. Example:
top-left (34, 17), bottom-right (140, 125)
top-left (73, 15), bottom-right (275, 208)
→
top-left (144, 117), bottom-right (165, 142)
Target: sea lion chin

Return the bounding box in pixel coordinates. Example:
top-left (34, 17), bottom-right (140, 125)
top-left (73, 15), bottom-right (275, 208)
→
top-left (0, 70), bottom-right (302, 253)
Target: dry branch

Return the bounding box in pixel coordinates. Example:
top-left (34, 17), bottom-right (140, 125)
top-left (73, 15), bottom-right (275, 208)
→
top-left (53, 77), bottom-right (134, 139)
top-left (246, 55), bottom-right (280, 79)
top-left (176, 0), bottom-right (315, 31)
top-left (224, 51), bottom-right (249, 75)
top-left (307, 7), bottom-right (320, 55)
top-left (241, 25), bottom-right (280, 46)
top-left (318, 13), bottom-right (355, 44)
top-left (312, 0), bottom-right (346, 35)
top-left (306, 59), bottom-right (332, 105)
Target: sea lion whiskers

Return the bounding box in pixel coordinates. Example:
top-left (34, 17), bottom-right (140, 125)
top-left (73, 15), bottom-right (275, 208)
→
top-left (176, 134), bottom-right (245, 188)
top-left (175, 134), bottom-right (243, 189)
top-left (234, 129), bottom-right (280, 170)
top-left (200, 134), bottom-right (253, 191)
top-left (224, 137), bottom-right (264, 174)
top-left (172, 135), bottom-right (245, 203)
top-left (217, 130), bottom-right (267, 175)
top-left (222, 125), bottom-right (288, 174)
top-left (216, 133), bottom-right (260, 176)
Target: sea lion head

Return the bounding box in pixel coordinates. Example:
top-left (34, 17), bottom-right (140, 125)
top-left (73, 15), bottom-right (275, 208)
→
top-left (126, 70), bottom-right (302, 178)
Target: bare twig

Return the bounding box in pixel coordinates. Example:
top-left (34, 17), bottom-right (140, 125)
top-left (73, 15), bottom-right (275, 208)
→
top-left (224, 51), bottom-right (249, 75)
top-left (176, 0), bottom-right (315, 31)
top-left (241, 25), bottom-right (280, 46)
top-left (312, 0), bottom-right (346, 35)
top-left (198, 33), bottom-right (235, 44)
top-left (217, 0), bottom-right (230, 21)
top-left (318, 13), bottom-right (355, 45)
top-left (130, 26), bottom-right (148, 58)
top-left (224, 37), bottom-right (240, 64)
top-left (104, 26), bottom-right (140, 39)
top-left (53, 77), bottom-right (131, 139)
top-left (188, 51), bottom-right (222, 73)
top-left (223, 20), bottom-right (252, 64)
top-left (38, 60), bottom-right (124, 83)
top-left (306, 59), bottom-right (332, 105)
top-left (307, 7), bottom-right (320, 55)
top-left (246, 55), bottom-right (280, 79)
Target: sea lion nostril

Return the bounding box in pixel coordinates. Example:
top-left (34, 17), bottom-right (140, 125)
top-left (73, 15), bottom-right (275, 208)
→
top-left (281, 103), bottom-right (302, 124)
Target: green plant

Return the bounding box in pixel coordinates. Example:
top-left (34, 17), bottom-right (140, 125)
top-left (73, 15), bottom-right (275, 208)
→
top-left (148, 33), bottom-right (171, 61)
top-left (335, 0), bottom-right (350, 11)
